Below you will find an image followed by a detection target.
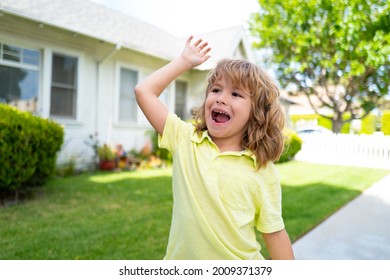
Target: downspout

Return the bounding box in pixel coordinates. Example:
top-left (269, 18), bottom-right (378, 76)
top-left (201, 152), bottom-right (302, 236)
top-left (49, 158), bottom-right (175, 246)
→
top-left (95, 43), bottom-right (122, 141)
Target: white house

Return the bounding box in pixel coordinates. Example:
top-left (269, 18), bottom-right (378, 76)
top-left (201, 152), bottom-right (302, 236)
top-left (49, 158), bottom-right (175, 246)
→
top-left (0, 0), bottom-right (254, 167)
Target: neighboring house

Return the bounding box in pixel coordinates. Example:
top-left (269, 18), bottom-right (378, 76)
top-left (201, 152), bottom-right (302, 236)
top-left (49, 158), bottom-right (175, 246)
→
top-left (280, 88), bottom-right (334, 117)
top-left (280, 90), bottom-right (334, 130)
top-left (0, 0), bottom-right (254, 167)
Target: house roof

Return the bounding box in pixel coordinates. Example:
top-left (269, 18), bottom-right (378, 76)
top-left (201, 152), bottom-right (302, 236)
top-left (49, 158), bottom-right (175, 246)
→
top-left (0, 0), bottom-right (252, 68)
top-left (195, 25), bottom-right (251, 70)
top-left (280, 90), bottom-right (333, 115)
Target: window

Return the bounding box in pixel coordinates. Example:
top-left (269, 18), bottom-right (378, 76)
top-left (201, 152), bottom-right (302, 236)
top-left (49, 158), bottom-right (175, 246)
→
top-left (50, 54), bottom-right (78, 117)
top-left (119, 68), bottom-right (138, 122)
top-left (175, 80), bottom-right (188, 120)
top-left (0, 43), bottom-right (40, 112)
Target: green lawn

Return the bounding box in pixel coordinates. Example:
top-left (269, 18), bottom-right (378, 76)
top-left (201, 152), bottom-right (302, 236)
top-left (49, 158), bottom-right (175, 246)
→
top-left (0, 161), bottom-right (388, 260)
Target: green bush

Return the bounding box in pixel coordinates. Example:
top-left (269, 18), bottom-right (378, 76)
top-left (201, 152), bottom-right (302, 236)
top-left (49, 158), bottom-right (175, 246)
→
top-left (360, 114), bottom-right (376, 135)
top-left (0, 104), bottom-right (64, 193)
top-left (277, 129), bottom-right (302, 163)
top-left (148, 130), bottom-right (172, 163)
top-left (382, 111), bottom-right (390, 136)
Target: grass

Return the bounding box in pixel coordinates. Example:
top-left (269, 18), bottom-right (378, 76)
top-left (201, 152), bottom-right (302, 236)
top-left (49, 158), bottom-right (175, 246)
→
top-left (0, 162), bottom-right (388, 260)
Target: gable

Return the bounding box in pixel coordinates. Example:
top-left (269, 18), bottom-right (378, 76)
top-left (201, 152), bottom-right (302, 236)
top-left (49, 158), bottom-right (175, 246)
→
top-left (194, 26), bottom-right (253, 70)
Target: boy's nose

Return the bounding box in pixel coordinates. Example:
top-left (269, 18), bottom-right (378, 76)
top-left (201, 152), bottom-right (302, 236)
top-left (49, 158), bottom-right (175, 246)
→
top-left (216, 92), bottom-right (228, 105)
top-left (216, 99), bottom-right (226, 105)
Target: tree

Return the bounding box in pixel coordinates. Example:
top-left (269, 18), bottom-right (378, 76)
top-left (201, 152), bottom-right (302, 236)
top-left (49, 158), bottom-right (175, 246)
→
top-left (250, 0), bottom-right (390, 133)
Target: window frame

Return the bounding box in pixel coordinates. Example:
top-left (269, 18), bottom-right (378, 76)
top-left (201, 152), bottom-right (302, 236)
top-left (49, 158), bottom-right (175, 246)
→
top-left (117, 66), bottom-right (139, 124)
top-left (115, 63), bottom-right (151, 126)
top-left (115, 63), bottom-right (176, 127)
top-left (49, 52), bottom-right (79, 119)
top-left (0, 41), bottom-right (41, 113)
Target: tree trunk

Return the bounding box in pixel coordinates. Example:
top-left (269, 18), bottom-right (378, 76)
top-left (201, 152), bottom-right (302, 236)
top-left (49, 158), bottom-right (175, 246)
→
top-left (331, 114), bottom-right (344, 133)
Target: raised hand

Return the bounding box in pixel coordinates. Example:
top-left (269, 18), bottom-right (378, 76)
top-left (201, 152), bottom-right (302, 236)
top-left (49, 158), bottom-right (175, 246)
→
top-left (135, 36), bottom-right (211, 135)
top-left (180, 36), bottom-right (211, 68)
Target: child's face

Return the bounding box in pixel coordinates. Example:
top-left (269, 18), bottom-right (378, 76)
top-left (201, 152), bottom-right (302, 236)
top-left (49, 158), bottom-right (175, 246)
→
top-left (204, 75), bottom-right (251, 151)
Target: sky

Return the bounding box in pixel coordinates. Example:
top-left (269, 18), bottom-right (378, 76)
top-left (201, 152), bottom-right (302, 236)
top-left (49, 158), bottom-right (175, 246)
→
top-left (90, 0), bottom-right (259, 37)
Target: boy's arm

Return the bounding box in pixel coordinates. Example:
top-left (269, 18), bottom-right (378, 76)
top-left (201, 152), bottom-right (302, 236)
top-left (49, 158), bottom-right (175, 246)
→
top-left (262, 229), bottom-right (295, 260)
top-left (134, 36), bottom-right (211, 135)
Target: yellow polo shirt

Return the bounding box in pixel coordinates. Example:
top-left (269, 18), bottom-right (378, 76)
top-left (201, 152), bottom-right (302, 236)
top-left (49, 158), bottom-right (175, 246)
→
top-left (159, 113), bottom-right (285, 260)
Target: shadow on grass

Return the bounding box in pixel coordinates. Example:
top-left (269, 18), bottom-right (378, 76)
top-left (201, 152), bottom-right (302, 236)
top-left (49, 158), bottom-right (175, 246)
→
top-left (292, 192), bottom-right (390, 260)
top-left (282, 182), bottom-right (361, 242)
top-left (257, 182), bottom-right (361, 259)
top-left (0, 167), bottom-right (381, 260)
top-left (0, 170), bottom-right (174, 260)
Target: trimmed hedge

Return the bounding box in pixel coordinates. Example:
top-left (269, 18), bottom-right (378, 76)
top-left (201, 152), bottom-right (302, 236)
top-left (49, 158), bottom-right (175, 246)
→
top-left (277, 129), bottom-right (302, 163)
top-left (360, 114), bottom-right (376, 135)
top-left (0, 104), bottom-right (64, 192)
top-left (382, 111), bottom-right (390, 136)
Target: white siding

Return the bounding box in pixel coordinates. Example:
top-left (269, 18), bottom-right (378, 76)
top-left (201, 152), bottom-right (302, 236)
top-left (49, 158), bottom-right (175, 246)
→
top-left (1, 11), bottom-right (250, 169)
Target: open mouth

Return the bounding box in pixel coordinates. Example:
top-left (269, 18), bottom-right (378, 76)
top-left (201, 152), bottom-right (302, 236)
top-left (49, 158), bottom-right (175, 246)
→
top-left (212, 110), bottom-right (231, 123)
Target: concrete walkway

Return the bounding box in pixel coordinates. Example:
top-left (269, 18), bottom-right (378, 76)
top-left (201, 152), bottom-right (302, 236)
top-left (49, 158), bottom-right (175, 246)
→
top-left (292, 173), bottom-right (390, 260)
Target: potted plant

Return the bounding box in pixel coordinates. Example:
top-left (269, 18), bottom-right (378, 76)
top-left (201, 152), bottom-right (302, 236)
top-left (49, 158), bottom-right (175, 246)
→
top-left (98, 144), bottom-right (116, 170)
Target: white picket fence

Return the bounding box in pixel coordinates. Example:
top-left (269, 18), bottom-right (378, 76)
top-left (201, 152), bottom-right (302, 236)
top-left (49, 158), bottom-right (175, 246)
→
top-left (294, 133), bottom-right (390, 170)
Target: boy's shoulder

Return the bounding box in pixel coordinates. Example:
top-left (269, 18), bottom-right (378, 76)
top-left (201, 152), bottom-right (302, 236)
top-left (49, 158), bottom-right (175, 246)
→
top-left (251, 161), bottom-right (280, 186)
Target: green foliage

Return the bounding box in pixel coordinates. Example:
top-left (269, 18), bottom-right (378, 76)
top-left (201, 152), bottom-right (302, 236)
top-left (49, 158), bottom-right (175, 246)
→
top-left (318, 115), bottom-right (351, 134)
top-left (277, 129), bottom-right (302, 163)
top-left (361, 114), bottom-right (377, 135)
top-left (147, 130), bottom-right (172, 163)
top-left (55, 156), bottom-right (77, 177)
top-left (290, 114), bottom-right (318, 124)
top-left (316, 116), bottom-right (332, 131)
top-left (0, 104), bottom-right (64, 192)
top-left (250, 0), bottom-right (390, 133)
top-left (382, 111), bottom-right (390, 135)
top-left (84, 133), bottom-right (100, 169)
top-left (97, 144), bottom-right (115, 161)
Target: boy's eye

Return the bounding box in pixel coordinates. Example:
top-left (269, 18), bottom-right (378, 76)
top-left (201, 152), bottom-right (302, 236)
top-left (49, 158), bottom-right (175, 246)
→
top-left (211, 88), bottom-right (220, 93)
top-left (232, 92), bottom-right (241, 97)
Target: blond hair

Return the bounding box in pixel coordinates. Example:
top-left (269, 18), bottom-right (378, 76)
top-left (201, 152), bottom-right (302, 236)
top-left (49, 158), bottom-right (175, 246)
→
top-left (193, 59), bottom-right (285, 169)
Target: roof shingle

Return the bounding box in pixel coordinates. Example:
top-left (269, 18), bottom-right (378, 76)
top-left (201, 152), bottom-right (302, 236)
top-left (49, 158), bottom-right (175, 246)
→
top-left (0, 0), bottom-right (250, 67)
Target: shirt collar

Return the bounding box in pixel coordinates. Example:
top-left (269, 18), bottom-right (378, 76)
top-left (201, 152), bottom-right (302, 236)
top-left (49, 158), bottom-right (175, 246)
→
top-left (191, 129), bottom-right (211, 144)
top-left (191, 130), bottom-right (258, 169)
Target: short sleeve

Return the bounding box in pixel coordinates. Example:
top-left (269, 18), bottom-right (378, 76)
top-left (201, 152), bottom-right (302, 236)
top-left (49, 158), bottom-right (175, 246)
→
top-left (256, 177), bottom-right (285, 233)
top-left (158, 112), bottom-right (191, 155)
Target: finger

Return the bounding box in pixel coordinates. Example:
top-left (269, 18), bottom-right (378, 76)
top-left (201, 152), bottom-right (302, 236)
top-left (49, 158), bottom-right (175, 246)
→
top-left (186, 35), bottom-right (194, 45)
top-left (193, 38), bottom-right (203, 47)
top-left (201, 47), bottom-right (211, 56)
top-left (198, 42), bottom-right (209, 50)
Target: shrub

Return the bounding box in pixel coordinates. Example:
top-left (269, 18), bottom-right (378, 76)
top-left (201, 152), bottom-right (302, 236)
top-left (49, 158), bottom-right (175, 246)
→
top-left (382, 111), bottom-right (390, 136)
top-left (360, 114), bottom-right (376, 135)
top-left (0, 104), bottom-right (64, 193)
top-left (98, 144), bottom-right (116, 161)
top-left (277, 129), bottom-right (302, 163)
top-left (148, 130), bottom-right (172, 163)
